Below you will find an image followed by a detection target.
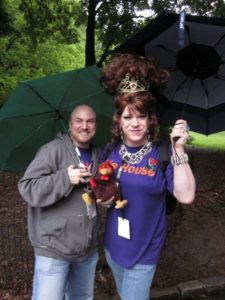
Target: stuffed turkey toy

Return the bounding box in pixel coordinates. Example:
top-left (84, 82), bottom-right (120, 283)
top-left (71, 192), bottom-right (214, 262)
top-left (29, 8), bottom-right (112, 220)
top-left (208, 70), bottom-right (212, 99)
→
top-left (82, 160), bottom-right (128, 209)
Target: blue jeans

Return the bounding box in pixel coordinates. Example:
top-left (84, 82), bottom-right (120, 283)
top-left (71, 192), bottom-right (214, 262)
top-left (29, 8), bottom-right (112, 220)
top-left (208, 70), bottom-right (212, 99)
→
top-left (105, 250), bottom-right (156, 300)
top-left (32, 251), bottom-right (99, 300)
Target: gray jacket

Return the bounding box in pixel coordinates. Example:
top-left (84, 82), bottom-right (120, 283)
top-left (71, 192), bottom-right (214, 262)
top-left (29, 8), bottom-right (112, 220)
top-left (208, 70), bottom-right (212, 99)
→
top-left (18, 133), bottom-right (101, 262)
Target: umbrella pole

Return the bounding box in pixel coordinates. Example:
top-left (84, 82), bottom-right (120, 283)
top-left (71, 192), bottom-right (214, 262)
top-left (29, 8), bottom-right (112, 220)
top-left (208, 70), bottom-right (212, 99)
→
top-left (180, 78), bottom-right (194, 119)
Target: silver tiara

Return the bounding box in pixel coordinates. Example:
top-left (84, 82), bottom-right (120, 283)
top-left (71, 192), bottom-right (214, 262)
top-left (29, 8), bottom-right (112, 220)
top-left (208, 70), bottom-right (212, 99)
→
top-left (117, 73), bottom-right (149, 94)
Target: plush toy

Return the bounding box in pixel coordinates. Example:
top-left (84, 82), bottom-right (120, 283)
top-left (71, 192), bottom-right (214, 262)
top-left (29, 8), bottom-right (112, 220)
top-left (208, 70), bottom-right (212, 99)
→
top-left (82, 160), bottom-right (128, 209)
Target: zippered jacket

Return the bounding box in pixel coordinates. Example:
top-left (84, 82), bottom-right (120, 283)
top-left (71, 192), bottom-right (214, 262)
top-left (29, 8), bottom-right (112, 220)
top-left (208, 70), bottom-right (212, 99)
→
top-left (18, 132), bottom-right (101, 262)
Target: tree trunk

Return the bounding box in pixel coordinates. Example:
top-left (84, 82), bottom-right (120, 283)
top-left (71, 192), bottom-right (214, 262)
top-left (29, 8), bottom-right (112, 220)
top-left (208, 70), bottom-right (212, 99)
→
top-left (85, 0), bottom-right (96, 66)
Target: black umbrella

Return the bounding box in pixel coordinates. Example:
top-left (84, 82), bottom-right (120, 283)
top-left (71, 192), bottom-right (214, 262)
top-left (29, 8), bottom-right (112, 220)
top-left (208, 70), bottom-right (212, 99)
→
top-left (117, 11), bottom-right (225, 135)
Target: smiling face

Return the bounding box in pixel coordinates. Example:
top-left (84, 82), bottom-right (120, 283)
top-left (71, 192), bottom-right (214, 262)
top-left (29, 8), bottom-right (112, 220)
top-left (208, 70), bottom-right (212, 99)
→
top-left (119, 105), bottom-right (150, 147)
top-left (69, 105), bottom-right (96, 148)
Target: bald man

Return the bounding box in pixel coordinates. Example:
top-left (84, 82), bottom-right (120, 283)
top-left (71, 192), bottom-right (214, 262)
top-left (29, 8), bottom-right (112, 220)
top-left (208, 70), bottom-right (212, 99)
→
top-left (18, 105), bottom-right (101, 300)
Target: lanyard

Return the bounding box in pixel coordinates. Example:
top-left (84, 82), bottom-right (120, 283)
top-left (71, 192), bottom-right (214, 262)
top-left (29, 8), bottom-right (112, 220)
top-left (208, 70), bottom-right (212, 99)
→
top-left (116, 161), bottom-right (126, 219)
top-left (74, 146), bottom-right (93, 173)
top-left (116, 163), bottom-right (123, 181)
top-left (75, 146), bottom-right (86, 168)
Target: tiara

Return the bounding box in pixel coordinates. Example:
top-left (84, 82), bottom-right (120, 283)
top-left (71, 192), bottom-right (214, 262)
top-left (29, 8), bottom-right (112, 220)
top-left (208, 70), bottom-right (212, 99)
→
top-left (117, 73), bottom-right (149, 94)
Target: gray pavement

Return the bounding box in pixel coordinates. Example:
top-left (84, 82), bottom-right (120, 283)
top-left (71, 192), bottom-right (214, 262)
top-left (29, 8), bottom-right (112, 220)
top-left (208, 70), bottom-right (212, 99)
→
top-left (95, 276), bottom-right (225, 300)
top-left (151, 276), bottom-right (225, 300)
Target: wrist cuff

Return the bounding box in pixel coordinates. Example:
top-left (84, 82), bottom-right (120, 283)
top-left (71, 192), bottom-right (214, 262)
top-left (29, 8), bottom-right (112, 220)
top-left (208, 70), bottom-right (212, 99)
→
top-left (171, 153), bottom-right (189, 166)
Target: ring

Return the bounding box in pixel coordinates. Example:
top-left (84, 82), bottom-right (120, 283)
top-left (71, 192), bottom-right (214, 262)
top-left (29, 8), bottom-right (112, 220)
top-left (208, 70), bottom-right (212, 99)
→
top-left (106, 205), bottom-right (111, 208)
top-left (185, 125), bottom-right (190, 132)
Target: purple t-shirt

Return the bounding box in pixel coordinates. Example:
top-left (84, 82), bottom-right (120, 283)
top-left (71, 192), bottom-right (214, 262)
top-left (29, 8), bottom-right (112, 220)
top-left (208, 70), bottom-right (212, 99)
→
top-left (104, 143), bottom-right (174, 269)
top-left (78, 147), bottom-right (92, 166)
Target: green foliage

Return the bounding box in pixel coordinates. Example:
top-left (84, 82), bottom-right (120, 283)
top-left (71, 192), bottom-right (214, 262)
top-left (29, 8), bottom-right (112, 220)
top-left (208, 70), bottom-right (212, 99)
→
top-left (160, 125), bottom-right (194, 146)
top-left (0, 0), bottom-right (14, 36)
top-left (95, 0), bottom-right (151, 65)
top-left (158, 127), bottom-right (225, 150)
top-left (0, 0), bottom-right (85, 105)
top-left (189, 131), bottom-right (225, 150)
top-left (19, 0), bottom-right (81, 47)
top-left (0, 38), bottom-right (85, 104)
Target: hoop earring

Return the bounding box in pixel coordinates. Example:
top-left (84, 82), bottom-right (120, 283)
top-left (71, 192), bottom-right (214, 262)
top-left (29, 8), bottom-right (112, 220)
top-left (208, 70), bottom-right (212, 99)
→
top-left (147, 129), bottom-right (151, 141)
top-left (120, 128), bottom-right (124, 143)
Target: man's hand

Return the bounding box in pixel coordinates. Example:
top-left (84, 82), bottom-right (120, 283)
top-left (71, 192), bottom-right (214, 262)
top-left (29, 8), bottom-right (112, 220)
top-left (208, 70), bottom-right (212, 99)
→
top-left (67, 165), bottom-right (90, 185)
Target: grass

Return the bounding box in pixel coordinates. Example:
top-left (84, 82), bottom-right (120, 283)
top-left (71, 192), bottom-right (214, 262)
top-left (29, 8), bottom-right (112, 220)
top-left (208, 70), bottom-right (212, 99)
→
top-left (189, 131), bottom-right (225, 150)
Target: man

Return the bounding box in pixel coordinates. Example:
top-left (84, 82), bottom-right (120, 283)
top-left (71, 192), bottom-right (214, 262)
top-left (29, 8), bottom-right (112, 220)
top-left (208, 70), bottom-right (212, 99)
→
top-left (18, 105), bottom-right (101, 300)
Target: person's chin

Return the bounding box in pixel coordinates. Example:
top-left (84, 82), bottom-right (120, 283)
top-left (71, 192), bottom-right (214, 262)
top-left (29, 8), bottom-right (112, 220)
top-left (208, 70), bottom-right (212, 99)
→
top-left (130, 135), bottom-right (145, 142)
top-left (78, 133), bottom-right (91, 140)
top-left (79, 138), bottom-right (90, 144)
top-left (79, 135), bottom-right (94, 145)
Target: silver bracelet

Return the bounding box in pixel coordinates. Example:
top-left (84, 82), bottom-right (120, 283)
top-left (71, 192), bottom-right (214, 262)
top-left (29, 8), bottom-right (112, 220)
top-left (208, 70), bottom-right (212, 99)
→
top-left (171, 153), bottom-right (189, 166)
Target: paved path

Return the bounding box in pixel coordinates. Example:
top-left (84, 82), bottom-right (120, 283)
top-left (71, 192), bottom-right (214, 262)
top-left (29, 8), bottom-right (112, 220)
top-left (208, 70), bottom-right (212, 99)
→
top-left (94, 276), bottom-right (225, 299)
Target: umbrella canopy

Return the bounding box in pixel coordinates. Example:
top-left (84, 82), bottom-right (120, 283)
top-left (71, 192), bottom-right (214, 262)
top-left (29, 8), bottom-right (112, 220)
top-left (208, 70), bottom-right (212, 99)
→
top-left (0, 65), bottom-right (115, 171)
top-left (117, 11), bottom-right (225, 135)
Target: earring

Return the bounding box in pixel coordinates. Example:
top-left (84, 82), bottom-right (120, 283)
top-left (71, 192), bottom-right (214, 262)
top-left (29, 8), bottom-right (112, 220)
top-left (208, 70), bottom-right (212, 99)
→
top-left (147, 129), bottom-right (151, 141)
top-left (120, 128), bottom-right (124, 143)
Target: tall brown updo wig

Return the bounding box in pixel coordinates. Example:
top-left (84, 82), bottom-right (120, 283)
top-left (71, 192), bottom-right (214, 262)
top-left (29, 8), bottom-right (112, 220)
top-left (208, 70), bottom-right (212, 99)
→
top-left (101, 53), bottom-right (169, 95)
top-left (101, 53), bottom-right (170, 143)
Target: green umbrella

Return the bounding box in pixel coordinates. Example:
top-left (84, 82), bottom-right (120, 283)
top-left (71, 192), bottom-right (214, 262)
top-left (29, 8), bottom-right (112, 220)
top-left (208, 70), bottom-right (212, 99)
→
top-left (0, 65), bottom-right (115, 171)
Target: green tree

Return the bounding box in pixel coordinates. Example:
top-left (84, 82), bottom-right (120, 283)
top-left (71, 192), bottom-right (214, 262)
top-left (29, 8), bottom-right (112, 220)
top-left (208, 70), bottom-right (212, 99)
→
top-left (0, 0), bottom-right (14, 36)
top-left (0, 0), bottom-right (85, 104)
top-left (18, 0), bottom-right (151, 66)
top-left (19, 0), bottom-right (81, 47)
top-left (81, 0), bottom-right (150, 65)
top-left (1, 0), bottom-right (225, 105)
top-left (92, 0), bottom-right (151, 66)
top-left (18, 0), bottom-right (225, 67)
top-left (151, 0), bottom-right (225, 17)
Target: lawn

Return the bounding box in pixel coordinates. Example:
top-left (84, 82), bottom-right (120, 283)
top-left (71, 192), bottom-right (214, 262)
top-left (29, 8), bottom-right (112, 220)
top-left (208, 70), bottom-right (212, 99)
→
top-left (190, 131), bottom-right (225, 150)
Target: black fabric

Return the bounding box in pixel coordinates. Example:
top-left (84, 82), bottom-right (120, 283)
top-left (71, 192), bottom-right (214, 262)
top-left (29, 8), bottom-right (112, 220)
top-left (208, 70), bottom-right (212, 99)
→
top-left (158, 141), bottom-right (177, 215)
